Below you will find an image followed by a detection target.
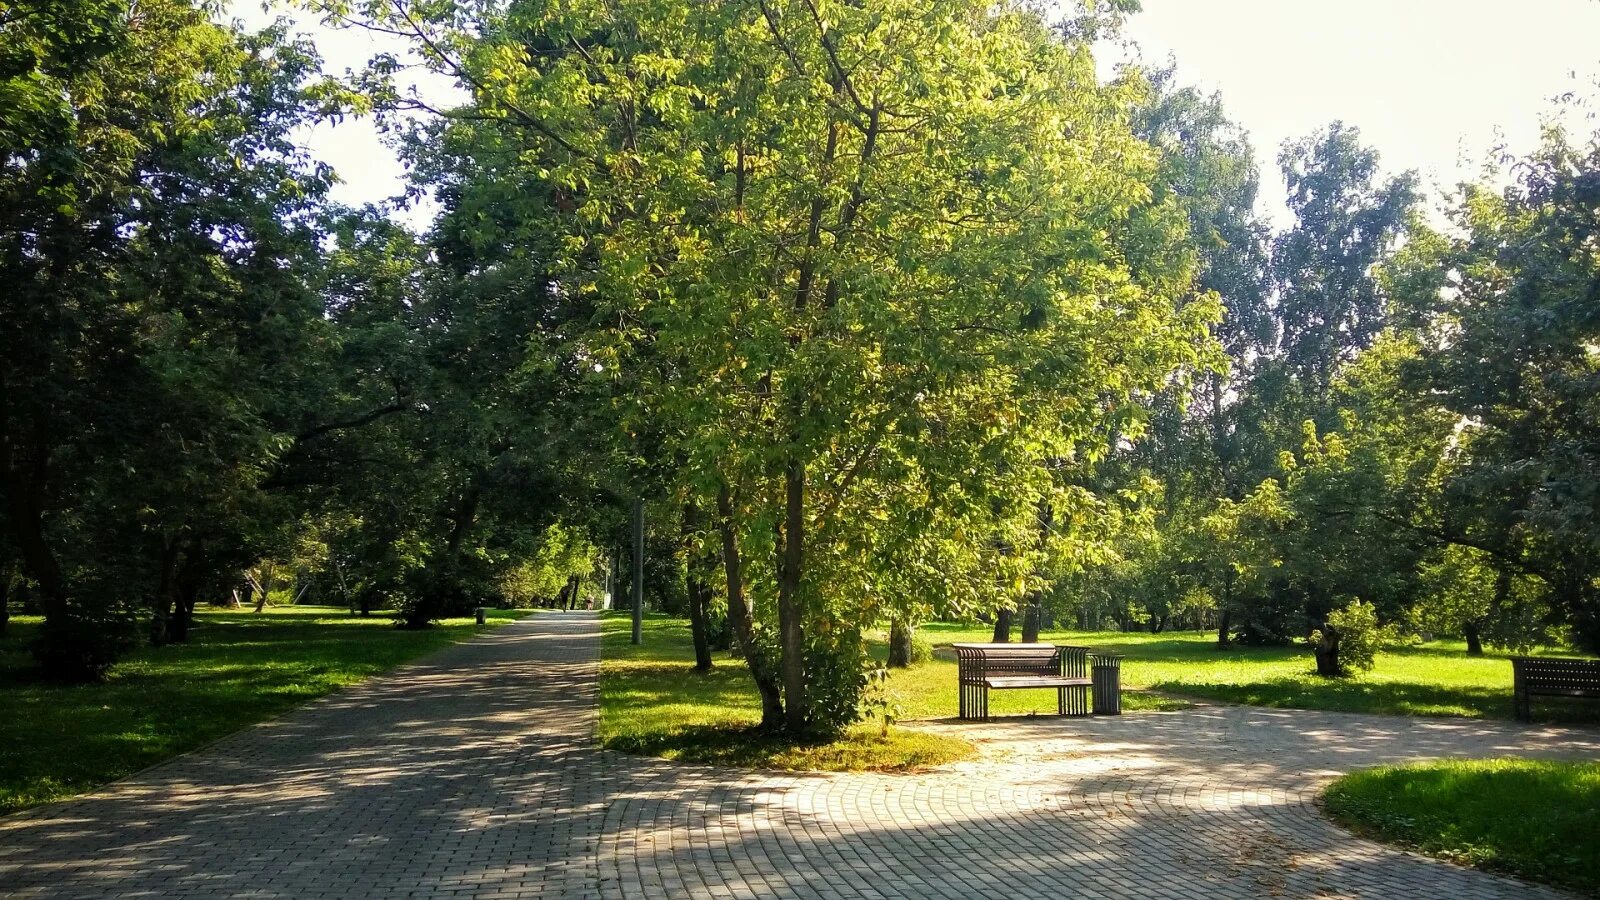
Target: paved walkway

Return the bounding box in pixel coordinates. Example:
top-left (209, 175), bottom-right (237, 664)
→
top-left (2, 612), bottom-right (1596, 899)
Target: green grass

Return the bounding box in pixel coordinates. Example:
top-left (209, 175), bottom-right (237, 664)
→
top-left (0, 605), bottom-right (531, 815)
top-left (917, 623), bottom-right (1592, 720)
top-left (600, 613), bottom-right (973, 771)
top-left (1323, 759), bottom-right (1600, 895)
top-left (605, 614), bottom-right (1588, 772)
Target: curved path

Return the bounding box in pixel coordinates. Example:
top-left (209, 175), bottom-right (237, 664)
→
top-left (2, 611), bottom-right (1596, 899)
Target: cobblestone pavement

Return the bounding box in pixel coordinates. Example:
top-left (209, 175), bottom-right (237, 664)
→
top-left (3, 612), bottom-right (1597, 899)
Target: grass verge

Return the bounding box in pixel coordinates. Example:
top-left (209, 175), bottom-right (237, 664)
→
top-left (1322, 758), bottom-right (1600, 896)
top-left (919, 623), bottom-right (1592, 721)
top-left (0, 605), bottom-right (530, 814)
top-left (599, 614), bottom-right (972, 771)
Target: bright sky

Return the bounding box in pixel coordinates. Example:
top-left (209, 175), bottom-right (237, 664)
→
top-left (246, 0), bottom-right (1600, 229)
top-left (1116, 0), bottom-right (1600, 222)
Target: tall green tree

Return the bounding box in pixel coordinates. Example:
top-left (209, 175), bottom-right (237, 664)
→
top-left (1401, 129), bottom-right (1600, 652)
top-left (342, 0), bottom-right (1216, 732)
top-left (0, 0), bottom-right (353, 674)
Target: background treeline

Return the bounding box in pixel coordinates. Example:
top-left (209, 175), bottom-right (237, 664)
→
top-left (3, 0), bottom-right (1597, 736)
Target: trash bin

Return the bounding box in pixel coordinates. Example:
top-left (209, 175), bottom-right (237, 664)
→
top-left (1092, 653), bottom-right (1122, 715)
top-left (474, 607), bottom-right (487, 625)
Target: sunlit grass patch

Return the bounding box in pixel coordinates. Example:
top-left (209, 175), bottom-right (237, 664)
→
top-left (1323, 758), bottom-right (1600, 895)
top-left (916, 623), bottom-right (1589, 721)
top-left (598, 614), bottom-right (973, 771)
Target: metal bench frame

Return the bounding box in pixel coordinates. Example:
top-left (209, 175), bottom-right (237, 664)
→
top-left (954, 643), bottom-right (1091, 720)
top-left (1511, 656), bottom-right (1600, 721)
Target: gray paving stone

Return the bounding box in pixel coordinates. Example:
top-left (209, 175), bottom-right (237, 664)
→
top-left (3, 611), bottom-right (1596, 898)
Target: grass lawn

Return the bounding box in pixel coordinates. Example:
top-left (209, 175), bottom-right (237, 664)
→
top-left (1322, 759), bottom-right (1600, 895)
top-left (601, 614), bottom-right (1589, 773)
top-left (599, 614), bottom-right (973, 771)
top-left (0, 605), bottom-right (530, 815)
top-left (918, 623), bottom-right (1591, 721)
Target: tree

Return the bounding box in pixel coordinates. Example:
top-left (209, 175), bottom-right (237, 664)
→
top-left (339, 0), bottom-right (1217, 733)
top-left (1400, 129), bottom-right (1600, 653)
top-left (1270, 122), bottom-right (1418, 404)
top-left (0, 0), bottom-right (353, 675)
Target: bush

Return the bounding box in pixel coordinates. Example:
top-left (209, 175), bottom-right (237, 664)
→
top-left (803, 626), bottom-right (869, 736)
top-left (33, 606), bottom-right (137, 681)
top-left (1311, 598), bottom-right (1382, 677)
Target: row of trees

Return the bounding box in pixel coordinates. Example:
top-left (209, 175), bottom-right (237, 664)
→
top-left (1075, 99), bottom-right (1600, 665)
top-left (5, 0), bottom-right (1598, 734)
top-left (1, 0), bottom-right (618, 676)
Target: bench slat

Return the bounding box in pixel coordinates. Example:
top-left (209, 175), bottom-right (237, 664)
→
top-left (985, 676), bottom-right (1092, 689)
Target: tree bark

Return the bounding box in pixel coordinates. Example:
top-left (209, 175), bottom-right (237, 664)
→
top-left (1216, 608), bottom-right (1233, 648)
top-left (718, 483), bottom-right (783, 729)
top-left (148, 539), bottom-right (181, 646)
top-left (1463, 619), bottom-right (1484, 656)
top-left (991, 607), bottom-right (1012, 642)
top-left (1020, 603), bottom-right (1041, 643)
top-left (683, 503), bottom-right (713, 672)
top-left (169, 571), bottom-right (201, 643)
top-left (1313, 623), bottom-right (1342, 677)
top-left (0, 565), bottom-right (10, 636)
top-left (777, 456), bottom-right (808, 733)
top-left (888, 619), bottom-right (913, 668)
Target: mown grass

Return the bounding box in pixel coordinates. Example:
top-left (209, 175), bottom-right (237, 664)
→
top-left (599, 614), bottom-right (973, 771)
top-left (600, 614), bottom-right (1590, 772)
top-left (1323, 759), bottom-right (1600, 895)
top-left (919, 623), bottom-right (1593, 721)
top-left (0, 605), bottom-right (531, 814)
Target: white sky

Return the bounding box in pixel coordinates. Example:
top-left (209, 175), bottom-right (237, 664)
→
top-left (1117, 0), bottom-right (1600, 223)
top-left (243, 0), bottom-right (1600, 229)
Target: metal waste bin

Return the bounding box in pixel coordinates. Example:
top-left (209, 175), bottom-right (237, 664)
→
top-left (1092, 653), bottom-right (1122, 715)
top-left (475, 607), bottom-right (487, 625)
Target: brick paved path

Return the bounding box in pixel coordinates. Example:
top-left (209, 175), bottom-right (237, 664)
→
top-left (3, 611), bottom-right (1597, 899)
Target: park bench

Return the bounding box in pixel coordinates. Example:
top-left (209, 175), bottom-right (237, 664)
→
top-left (1511, 656), bottom-right (1600, 721)
top-left (954, 643), bottom-right (1092, 720)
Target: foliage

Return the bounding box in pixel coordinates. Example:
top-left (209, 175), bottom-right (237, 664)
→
top-left (1323, 759), bottom-right (1600, 896)
top-left (497, 523), bottom-right (601, 607)
top-left (1311, 598), bottom-right (1382, 676)
top-left (338, 0), bottom-right (1218, 735)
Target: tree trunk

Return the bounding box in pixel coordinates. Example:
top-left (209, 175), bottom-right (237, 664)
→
top-left (683, 503), bottom-right (713, 672)
top-left (991, 607), bottom-right (1012, 643)
top-left (254, 565), bottom-right (273, 613)
top-left (1463, 619), bottom-right (1484, 656)
top-left (777, 456), bottom-right (808, 733)
top-left (0, 565), bottom-right (11, 636)
top-left (2, 466), bottom-right (68, 626)
top-left (1313, 623), bottom-right (1342, 677)
top-left (148, 540), bottom-right (180, 646)
top-left (1021, 603), bottom-right (1041, 643)
top-left (1216, 608), bottom-right (1233, 648)
top-left (169, 575), bottom-right (200, 644)
top-left (718, 483), bottom-right (783, 729)
top-left (888, 619), bottom-right (913, 668)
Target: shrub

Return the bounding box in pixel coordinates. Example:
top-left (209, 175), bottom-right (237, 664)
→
top-left (1311, 598), bottom-right (1382, 677)
top-left (803, 626), bottom-right (869, 736)
top-left (33, 605), bottom-right (138, 681)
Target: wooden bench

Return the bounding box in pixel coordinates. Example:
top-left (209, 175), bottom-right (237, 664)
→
top-left (1512, 656), bottom-right (1600, 721)
top-left (954, 642), bottom-right (1091, 720)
